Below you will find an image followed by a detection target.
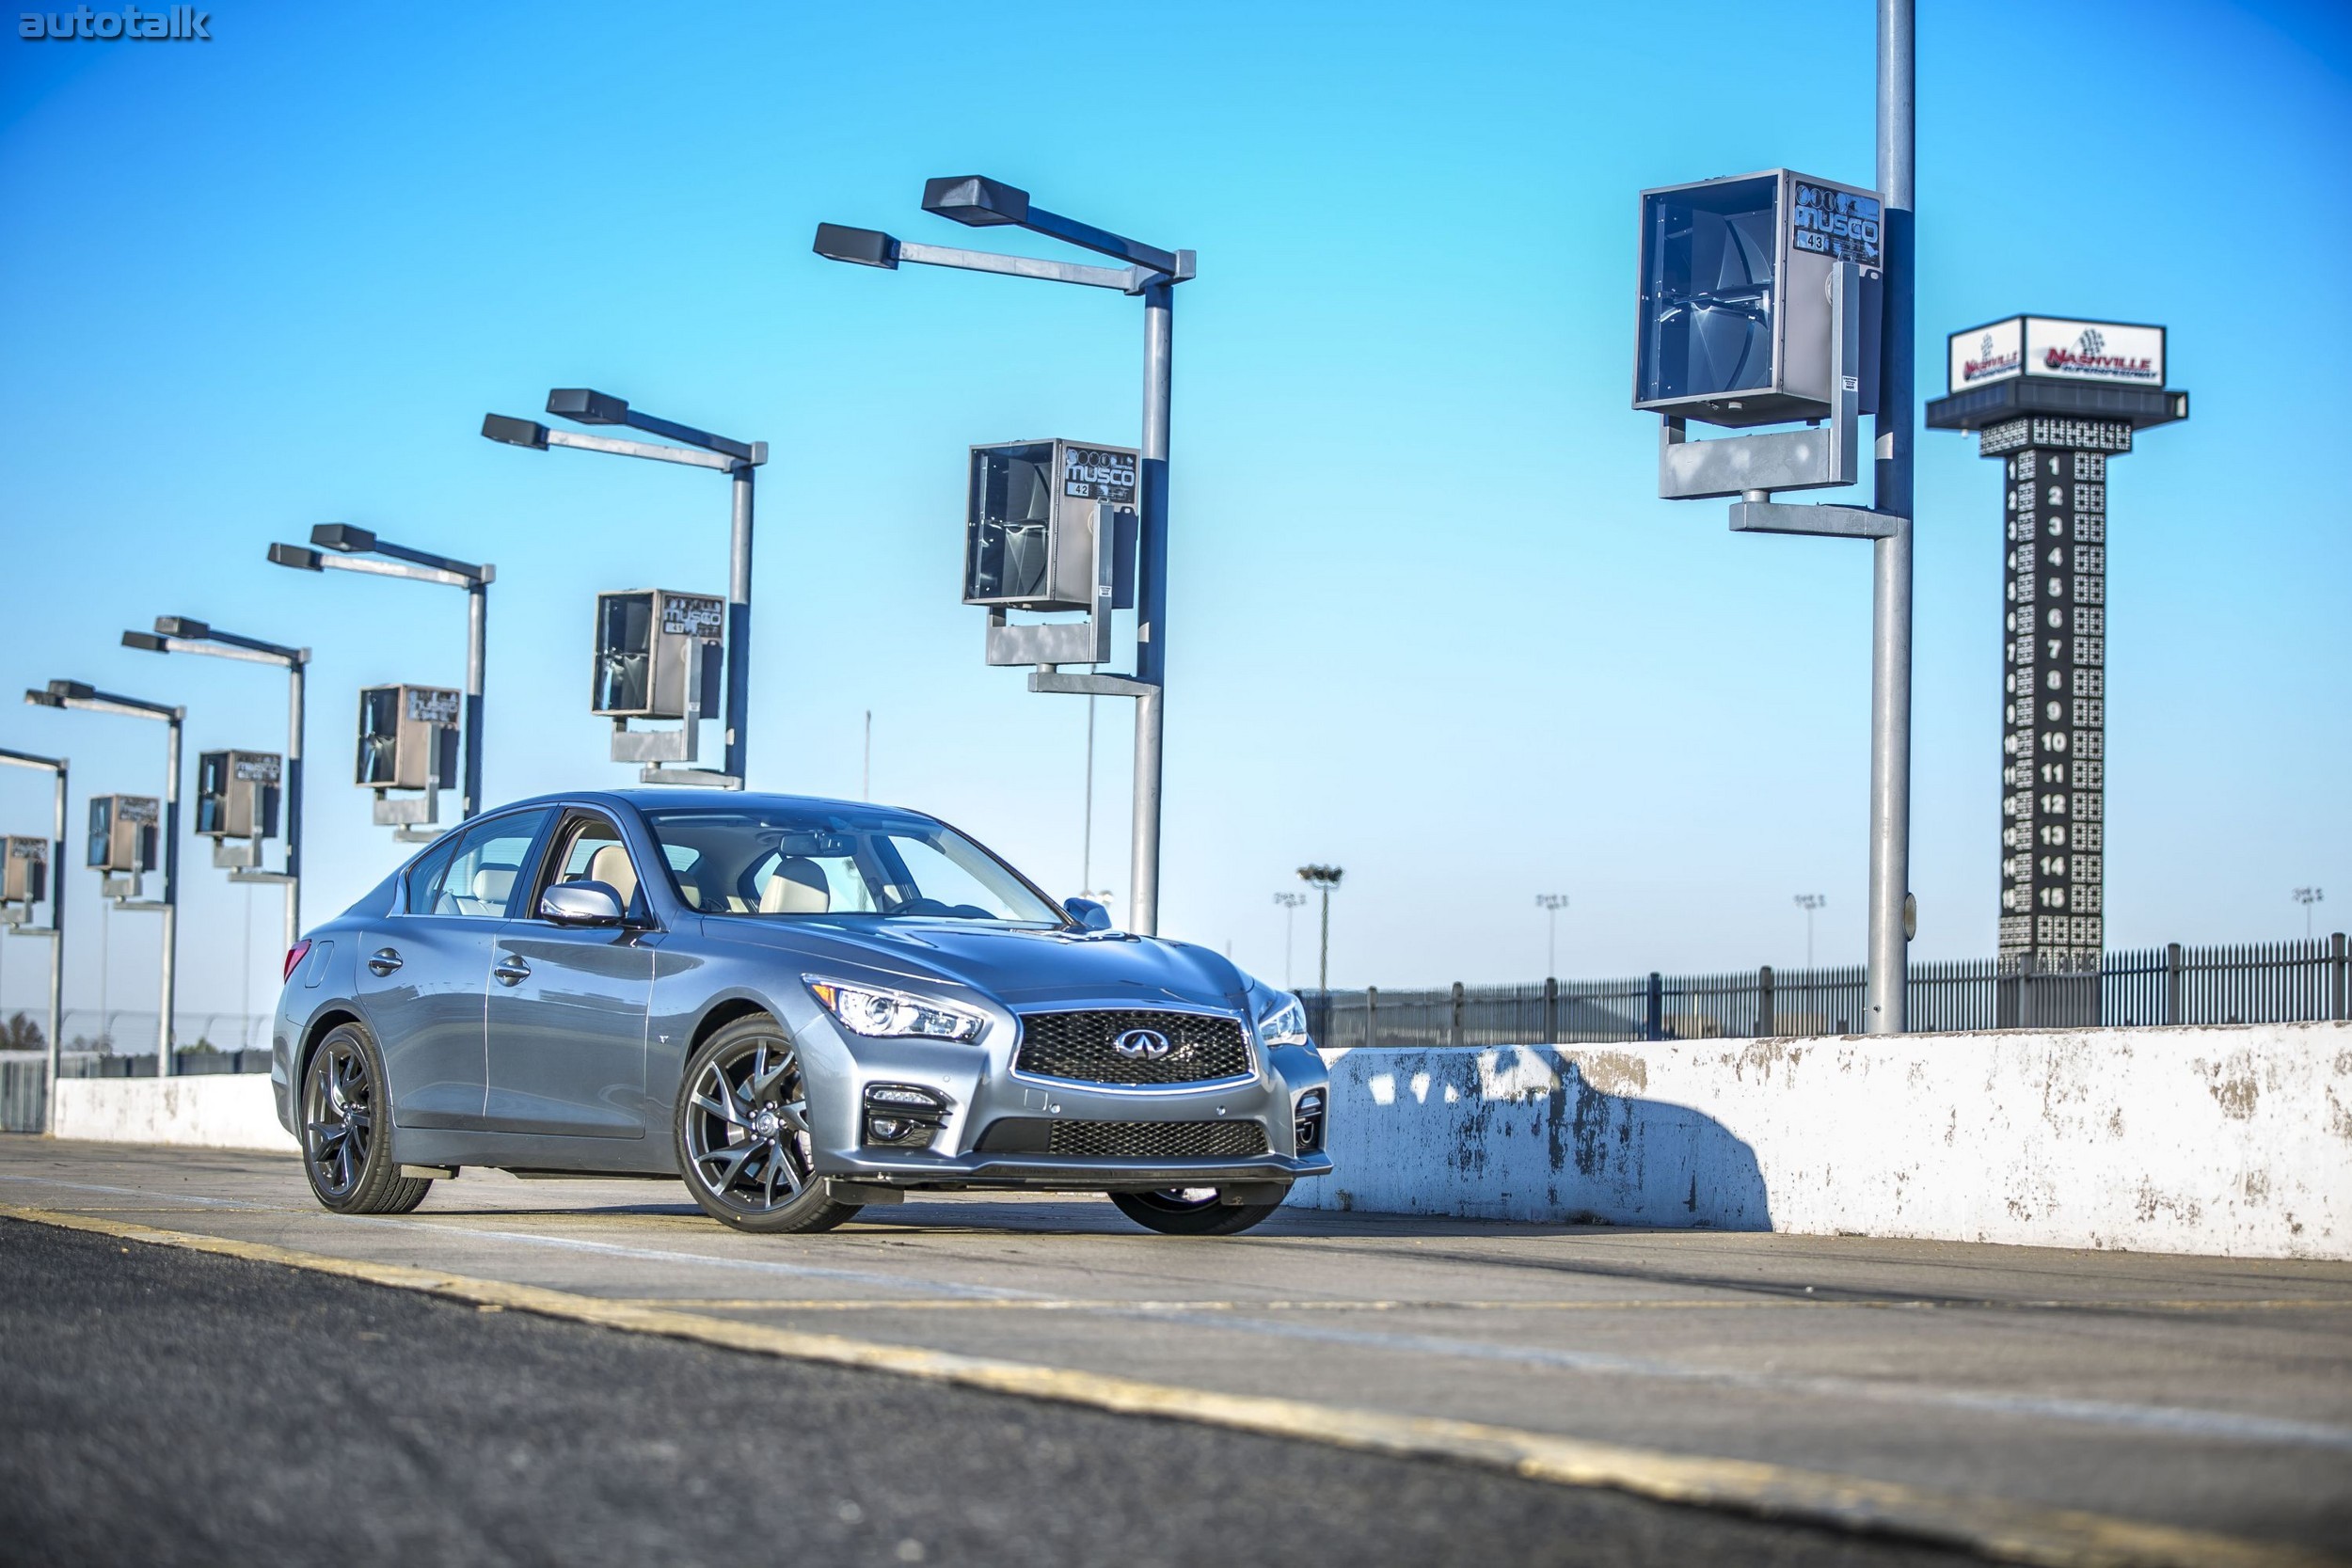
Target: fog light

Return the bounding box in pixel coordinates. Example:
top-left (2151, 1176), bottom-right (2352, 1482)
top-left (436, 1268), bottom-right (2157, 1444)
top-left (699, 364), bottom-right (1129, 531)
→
top-left (862, 1084), bottom-right (946, 1150)
top-left (1294, 1088), bottom-right (1326, 1152)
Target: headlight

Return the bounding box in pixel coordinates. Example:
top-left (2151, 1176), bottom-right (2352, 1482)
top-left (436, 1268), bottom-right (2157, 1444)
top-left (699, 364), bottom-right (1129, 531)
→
top-left (1255, 990), bottom-right (1311, 1048)
top-left (804, 976), bottom-right (987, 1042)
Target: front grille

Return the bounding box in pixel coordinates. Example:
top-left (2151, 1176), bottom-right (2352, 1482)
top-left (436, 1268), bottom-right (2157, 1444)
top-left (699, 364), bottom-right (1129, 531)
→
top-left (977, 1118), bottom-right (1270, 1160)
top-left (1013, 1008), bottom-right (1251, 1085)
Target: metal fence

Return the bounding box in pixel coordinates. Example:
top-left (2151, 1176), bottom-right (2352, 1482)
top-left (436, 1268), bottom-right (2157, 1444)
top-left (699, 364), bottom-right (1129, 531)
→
top-left (0, 1011), bottom-right (272, 1055)
top-left (1305, 934), bottom-right (2352, 1048)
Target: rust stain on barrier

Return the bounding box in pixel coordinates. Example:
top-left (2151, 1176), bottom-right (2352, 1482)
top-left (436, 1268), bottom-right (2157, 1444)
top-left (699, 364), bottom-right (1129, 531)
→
top-left (1565, 1051), bottom-right (1650, 1097)
top-left (2201, 1052), bottom-right (2263, 1121)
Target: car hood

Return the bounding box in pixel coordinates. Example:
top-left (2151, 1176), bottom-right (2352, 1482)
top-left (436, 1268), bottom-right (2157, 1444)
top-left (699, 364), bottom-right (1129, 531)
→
top-left (700, 915), bottom-right (1260, 1012)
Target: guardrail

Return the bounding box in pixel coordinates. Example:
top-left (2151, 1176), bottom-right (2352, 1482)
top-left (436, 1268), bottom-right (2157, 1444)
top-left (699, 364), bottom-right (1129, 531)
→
top-left (1305, 934), bottom-right (2351, 1047)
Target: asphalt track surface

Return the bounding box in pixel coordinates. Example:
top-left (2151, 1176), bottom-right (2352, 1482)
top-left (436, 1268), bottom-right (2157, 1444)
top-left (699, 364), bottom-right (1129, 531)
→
top-left (2, 1141), bottom-right (2347, 1566)
top-left (0, 1216), bottom-right (1972, 1568)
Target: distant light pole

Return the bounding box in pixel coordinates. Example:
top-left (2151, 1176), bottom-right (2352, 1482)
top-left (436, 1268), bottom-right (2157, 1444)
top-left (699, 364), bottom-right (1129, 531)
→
top-left (482, 389), bottom-right (767, 787)
top-left (1274, 892), bottom-right (1307, 989)
top-left (120, 618), bottom-right (307, 953)
top-left (1297, 865), bottom-right (1343, 992)
top-left (815, 176), bottom-right (1195, 936)
top-left (25, 681), bottom-right (183, 1073)
top-left (1795, 894), bottom-right (1827, 968)
top-left (2294, 887), bottom-right (2325, 942)
top-left (266, 525), bottom-right (492, 817)
top-left (0, 745), bottom-right (67, 1129)
top-left (1535, 893), bottom-right (1569, 977)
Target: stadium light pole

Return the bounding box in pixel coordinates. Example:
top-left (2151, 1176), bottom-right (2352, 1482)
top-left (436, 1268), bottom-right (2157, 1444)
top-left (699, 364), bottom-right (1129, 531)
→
top-left (814, 176), bottom-right (1196, 936)
top-left (1274, 891), bottom-right (1307, 990)
top-left (2295, 887), bottom-right (2324, 942)
top-left (481, 390), bottom-right (766, 786)
top-left (0, 746), bottom-right (67, 1130)
top-left (1535, 894), bottom-right (1569, 978)
top-left (266, 526), bottom-right (491, 818)
top-left (120, 618), bottom-right (308, 954)
top-left (24, 682), bottom-right (183, 1074)
top-left (1795, 893), bottom-right (1827, 969)
top-left (1297, 865), bottom-right (1343, 993)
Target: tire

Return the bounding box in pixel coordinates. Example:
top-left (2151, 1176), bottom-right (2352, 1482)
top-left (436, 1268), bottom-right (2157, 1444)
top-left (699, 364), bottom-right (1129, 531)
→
top-left (301, 1022), bottom-right (432, 1215)
top-left (675, 1015), bottom-right (862, 1235)
top-left (1111, 1186), bottom-right (1286, 1237)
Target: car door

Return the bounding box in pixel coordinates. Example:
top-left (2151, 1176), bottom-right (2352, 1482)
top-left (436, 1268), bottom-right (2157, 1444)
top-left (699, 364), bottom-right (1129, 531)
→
top-left (360, 808), bottom-right (553, 1132)
top-left (484, 808), bottom-right (658, 1140)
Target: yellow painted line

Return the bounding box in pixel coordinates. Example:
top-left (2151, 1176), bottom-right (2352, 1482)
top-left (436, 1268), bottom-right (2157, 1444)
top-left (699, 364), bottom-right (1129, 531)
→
top-left (0, 1204), bottom-right (2334, 1568)
top-left (585, 1295), bottom-right (2352, 1316)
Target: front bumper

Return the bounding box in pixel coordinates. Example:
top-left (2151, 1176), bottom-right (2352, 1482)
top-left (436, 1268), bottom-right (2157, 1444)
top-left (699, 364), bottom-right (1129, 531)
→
top-left (803, 1009), bottom-right (1333, 1194)
top-left (825, 1148), bottom-right (1334, 1192)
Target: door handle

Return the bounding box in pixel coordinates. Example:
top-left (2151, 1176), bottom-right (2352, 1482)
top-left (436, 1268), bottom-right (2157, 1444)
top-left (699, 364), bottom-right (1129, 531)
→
top-left (493, 957), bottom-right (532, 987)
top-left (368, 948), bottom-right (403, 976)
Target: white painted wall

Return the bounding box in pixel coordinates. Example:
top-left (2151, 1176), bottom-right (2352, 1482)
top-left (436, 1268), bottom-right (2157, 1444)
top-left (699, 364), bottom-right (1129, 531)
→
top-left (53, 1074), bottom-right (294, 1154)
top-left (1300, 1021), bottom-right (2352, 1260)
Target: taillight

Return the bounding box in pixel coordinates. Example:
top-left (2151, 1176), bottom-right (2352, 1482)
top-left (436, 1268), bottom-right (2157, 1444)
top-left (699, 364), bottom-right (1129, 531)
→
top-left (283, 940), bottom-right (312, 983)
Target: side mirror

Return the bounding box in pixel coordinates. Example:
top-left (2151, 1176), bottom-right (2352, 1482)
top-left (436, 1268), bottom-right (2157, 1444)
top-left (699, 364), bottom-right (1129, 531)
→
top-left (1064, 896), bottom-right (1112, 932)
top-left (541, 880), bottom-right (625, 927)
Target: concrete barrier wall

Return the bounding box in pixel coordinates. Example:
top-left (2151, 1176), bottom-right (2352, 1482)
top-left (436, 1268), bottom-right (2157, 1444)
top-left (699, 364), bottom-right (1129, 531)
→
top-left (1301, 1021), bottom-right (2352, 1260)
top-left (53, 1073), bottom-right (294, 1154)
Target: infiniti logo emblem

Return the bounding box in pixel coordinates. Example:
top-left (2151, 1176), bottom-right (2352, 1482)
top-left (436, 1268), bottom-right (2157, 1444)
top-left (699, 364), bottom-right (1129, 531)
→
top-left (1110, 1027), bottom-right (1176, 1061)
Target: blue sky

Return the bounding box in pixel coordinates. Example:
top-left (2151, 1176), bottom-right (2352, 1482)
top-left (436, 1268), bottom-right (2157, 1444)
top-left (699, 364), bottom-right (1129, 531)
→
top-left (2, 0), bottom-right (2346, 1029)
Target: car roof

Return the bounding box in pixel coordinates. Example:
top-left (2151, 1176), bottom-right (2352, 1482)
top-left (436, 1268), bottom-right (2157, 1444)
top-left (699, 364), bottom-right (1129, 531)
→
top-left (490, 788), bottom-right (939, 820)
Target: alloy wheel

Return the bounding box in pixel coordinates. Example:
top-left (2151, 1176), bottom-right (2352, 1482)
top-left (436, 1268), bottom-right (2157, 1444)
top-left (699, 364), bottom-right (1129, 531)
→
top-left (683, 1036), bottom-right (815, 1216)
top-left (303, 1037), bottom-right (376, 1202)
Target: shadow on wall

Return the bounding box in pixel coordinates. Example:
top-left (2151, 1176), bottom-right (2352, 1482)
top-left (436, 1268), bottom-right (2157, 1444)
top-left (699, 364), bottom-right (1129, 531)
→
top-left (1307, 1045), bottom-right (1772, 1229)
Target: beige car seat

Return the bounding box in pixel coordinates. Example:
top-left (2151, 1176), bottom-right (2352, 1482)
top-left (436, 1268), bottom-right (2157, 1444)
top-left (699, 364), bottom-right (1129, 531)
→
top-left (586, 843), bottom-right (639, 910)
top-left (760, 856), bottom-right (831, 914)
top-left (471, 866), bottom-right (515, 911)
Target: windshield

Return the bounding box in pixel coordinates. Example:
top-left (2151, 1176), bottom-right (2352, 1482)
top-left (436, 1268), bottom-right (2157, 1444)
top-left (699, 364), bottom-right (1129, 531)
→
top-left (638, 803), bottom-right (1064, 925)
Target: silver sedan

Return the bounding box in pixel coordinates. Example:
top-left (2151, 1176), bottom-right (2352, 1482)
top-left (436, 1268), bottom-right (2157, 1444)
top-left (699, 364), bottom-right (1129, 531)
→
top-left (272, 791), bottom-right (1331, 1235)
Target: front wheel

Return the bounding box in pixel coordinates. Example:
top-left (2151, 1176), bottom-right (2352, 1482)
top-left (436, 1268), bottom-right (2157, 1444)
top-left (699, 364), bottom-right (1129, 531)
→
top-left (1111, 1187), bottom-right (1285, 1237)
top-left (675, 1016), bottom-right (862, 1235)
top-left (301, 1023), bottom-right (432, 1215)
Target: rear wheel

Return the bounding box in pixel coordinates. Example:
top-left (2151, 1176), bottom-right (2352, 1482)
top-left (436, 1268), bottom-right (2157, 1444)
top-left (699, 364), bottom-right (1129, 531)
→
top-left (301, 1023), bottom-right (431, 1215)
top-left (1111, 1186), bottom-right (1285, 1236)
top-left (675, 1016), bottom-right (861, 1235)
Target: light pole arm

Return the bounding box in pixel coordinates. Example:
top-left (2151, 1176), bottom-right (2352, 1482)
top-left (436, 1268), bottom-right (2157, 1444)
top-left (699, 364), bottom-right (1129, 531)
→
top-left (544, 427), bottom-right (740, 473)
top-left (893, 240), bottom-right (1152, 293)
top-left (316, 553), bottom-right (478, 591)
top-left (1017, 203), bottom-right (1184, 277)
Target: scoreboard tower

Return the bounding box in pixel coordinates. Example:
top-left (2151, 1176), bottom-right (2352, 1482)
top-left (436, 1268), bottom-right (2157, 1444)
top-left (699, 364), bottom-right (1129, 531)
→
top-left (1927, 316), bottom-right (2186, 1022)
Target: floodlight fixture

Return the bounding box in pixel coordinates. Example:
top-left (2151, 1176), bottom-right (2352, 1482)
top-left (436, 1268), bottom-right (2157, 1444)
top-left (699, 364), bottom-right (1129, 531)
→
top-left (812, 224), bottom-right (899, 269)
top-left (922, 175), bottom-right (1029, 228)
top-left (546, 388), bottom-right (630, 426)
top-left (481, 414), bottom-right (551, 450)
top-left (266, 542), bottom-right (324, 571)
top-left (312, 522), bottom-right (377, 554)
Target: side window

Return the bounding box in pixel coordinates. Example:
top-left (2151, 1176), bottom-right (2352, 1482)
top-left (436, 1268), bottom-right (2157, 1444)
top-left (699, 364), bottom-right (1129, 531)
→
top-left (418, 810), bottom-right (552, 919)
top-left (538, 814), bottom-right (644, 919)
top-left (403, 836), bottom-right (461, 914)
